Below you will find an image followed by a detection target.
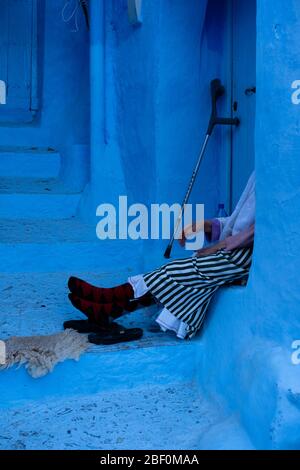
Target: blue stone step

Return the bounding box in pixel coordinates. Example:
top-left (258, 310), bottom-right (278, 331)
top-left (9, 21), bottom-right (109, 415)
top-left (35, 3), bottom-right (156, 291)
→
top-left (0, 219), bottom-right (164, 273)
top-left (0, 146), bottom-right (60, 178)
top-left (0, 178), bottom-right (80, 219)
top-left (0, 272), bottom-right (254, 450)
top-left (0, 381), bottom-right (254, 450)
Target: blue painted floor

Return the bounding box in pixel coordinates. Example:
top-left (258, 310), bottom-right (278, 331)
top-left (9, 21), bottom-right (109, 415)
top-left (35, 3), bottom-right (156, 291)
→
top-left (0, 270), bottom-right (254, 450)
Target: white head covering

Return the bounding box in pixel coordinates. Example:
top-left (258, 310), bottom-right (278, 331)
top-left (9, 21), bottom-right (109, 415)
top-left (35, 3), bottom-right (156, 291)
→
top-left (220, 171), bottom-right (255, 240)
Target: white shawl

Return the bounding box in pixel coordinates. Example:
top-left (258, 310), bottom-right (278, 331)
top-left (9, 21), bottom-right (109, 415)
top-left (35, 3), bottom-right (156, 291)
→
top-left (219, 171), bottom-right (255, 240)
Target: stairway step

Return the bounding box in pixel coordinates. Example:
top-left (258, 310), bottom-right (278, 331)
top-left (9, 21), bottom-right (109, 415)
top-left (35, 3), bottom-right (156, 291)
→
top-left (0, 146), bottom-right (60, 178)
top-left (0, 178), bottom-right (80, 219)
top-left (0, 383), bottom-right (221, 450)
top-left (0, 219), bottom-right (148, 272)
top-left (0, 177), bottom-right (75, 194)
top-left (0, 273), bottom-right (254, 450)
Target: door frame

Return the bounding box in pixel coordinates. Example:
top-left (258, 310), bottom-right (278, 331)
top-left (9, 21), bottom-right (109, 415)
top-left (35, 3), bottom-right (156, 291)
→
top-left (226, 0), bottom-right (257, 211)
top-left (223, 0), bottom-right (234, 214)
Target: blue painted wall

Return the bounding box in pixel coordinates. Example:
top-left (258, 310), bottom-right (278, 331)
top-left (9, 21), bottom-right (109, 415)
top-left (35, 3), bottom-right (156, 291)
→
top-left (195, 0), bottom-right (300, 450)
top-left (82, 0), bottom-right (232, 262)
top-left (0, 0), bottom-right (90, 162)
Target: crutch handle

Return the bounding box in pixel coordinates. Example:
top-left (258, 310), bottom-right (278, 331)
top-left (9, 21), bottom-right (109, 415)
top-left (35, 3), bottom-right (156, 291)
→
top-left (215, 117), bottom-right (240, 127)
top-left (208, 116), bottom-right (240, 135)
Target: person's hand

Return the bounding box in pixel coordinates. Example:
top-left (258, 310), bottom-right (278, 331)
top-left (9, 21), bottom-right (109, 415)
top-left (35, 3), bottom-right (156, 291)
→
top-left (179, 220), bottom-right (212, 247)
top-left (196, 240), bottom-right (226, 257)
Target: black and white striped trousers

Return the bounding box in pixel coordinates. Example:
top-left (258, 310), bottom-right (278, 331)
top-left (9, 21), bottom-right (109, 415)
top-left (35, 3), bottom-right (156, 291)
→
top-left (143, 248), bottom-right (253, 339)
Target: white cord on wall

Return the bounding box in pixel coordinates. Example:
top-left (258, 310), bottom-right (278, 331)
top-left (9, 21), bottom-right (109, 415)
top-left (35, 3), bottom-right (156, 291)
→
top-left (61, 0), bottom-right (80, 32)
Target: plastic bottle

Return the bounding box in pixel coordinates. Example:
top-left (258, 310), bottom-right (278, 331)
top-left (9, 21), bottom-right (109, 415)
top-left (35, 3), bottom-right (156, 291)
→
top-left (217, 203), bottom-right (228, 218)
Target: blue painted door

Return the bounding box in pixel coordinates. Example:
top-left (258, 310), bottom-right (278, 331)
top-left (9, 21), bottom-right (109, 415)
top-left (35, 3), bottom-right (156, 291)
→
top-left (0, 0), bottom-right (38, 123)
top-left (231, 0), bottom-right (256, 206)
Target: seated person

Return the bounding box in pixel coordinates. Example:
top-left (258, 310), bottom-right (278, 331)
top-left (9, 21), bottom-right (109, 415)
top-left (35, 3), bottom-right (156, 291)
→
top-left (67, 171), bottom-right (255, 342)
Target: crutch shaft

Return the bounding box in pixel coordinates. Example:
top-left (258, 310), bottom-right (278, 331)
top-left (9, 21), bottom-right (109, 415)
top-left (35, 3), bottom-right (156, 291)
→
top-left (164, 135), bottom-right (210, 258)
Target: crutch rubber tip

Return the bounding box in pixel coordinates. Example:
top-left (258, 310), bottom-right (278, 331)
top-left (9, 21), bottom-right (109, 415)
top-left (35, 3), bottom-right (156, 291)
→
top-left (164, 245), bottom-right (172, 259)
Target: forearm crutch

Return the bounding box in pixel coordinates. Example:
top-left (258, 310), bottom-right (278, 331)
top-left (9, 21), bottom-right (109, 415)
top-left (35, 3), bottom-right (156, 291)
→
top-left (164, 79), bottom-right (239, 259)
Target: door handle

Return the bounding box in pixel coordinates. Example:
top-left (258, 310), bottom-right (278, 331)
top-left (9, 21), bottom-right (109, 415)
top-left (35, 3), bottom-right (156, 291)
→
top-left (245, 86), bottom-right (256, 96)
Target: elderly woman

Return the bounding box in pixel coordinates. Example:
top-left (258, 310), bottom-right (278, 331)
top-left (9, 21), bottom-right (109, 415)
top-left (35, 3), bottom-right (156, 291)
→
top-left (66, 171), bottom-right (255, 344)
